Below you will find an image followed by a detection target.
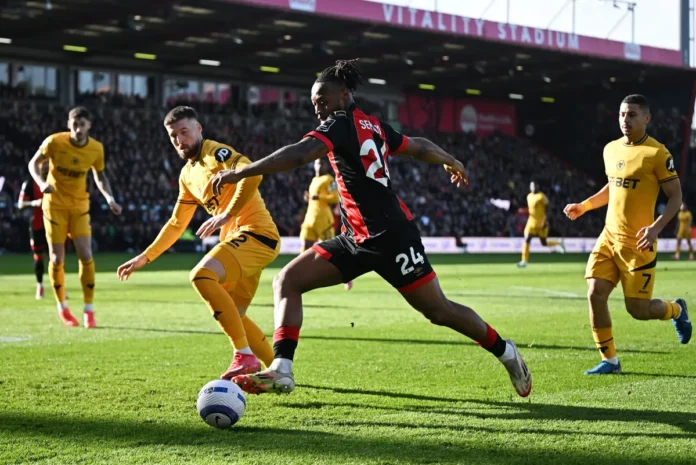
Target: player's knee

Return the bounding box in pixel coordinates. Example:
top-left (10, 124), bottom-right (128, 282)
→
top-left (624, 299), bottom-right (650, 320)
top-left (272, 271), bottom-right (289, 295)
top-left (189, 267), bottom-right (220, 288)
top-left (49, 252), bottom-right (63, 265)
top-left (540, 238), bottom-right (548, 246)
top-left (587, 286), bottom-right (610, 306)
top-left (411, 296), bottom-right (452, 326)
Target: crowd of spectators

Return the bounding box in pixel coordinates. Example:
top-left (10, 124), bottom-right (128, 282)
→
top-left (0, 96), bottom-right (685, 254)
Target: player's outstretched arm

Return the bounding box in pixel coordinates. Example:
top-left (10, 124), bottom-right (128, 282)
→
top-left (117, 198), bottom-right (197, 281)
top-left (28, 151), bottom-right (52, 194)
top-left (212, 138), bottom-right (328, 193)
top-left (92, 169), bottom-right (122, 215)
top-left (564, 183), bottom-right (610, 221)
top-left (17, 182), bottom-right (42, 209)
top-left (396, 137), bottom-right (468, 188)
top-left (636, 178), bottom-right (682, 251)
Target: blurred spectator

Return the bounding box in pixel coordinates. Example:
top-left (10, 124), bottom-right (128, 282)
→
top-left (0, 98), bottom-right (686, 253)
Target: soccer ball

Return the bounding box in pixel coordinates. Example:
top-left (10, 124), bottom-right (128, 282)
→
top-left (196, 379), bottom-right (247, 429)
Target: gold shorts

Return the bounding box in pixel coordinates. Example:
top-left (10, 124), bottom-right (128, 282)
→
top-left (206, 230), bottom-right (280, 308)
top-left (300, 222), bottom-right (335, 243)
top-left (677, 228), bottom-right (692, 240)
top-left (585, 231), bottom-right (657, 300)
top-left (42, 206), bottom-right (91, 244)
top-left (524, 222), bottom-right (548, 239)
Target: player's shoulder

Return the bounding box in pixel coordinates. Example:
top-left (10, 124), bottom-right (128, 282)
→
top-left (45, 132), bottom-right (70, 145)
top-left (202, 139), bottom-right (243, 165)
top-left (315, 110), bottom-right (350, 132)
top-left (604, 138), bottom-right (624, 153)
top-left (88, 136), bottom-right (104, 149)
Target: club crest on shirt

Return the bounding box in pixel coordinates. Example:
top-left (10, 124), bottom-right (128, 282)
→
top-left (616, 160), bottom-right (625, 170)
top-left (666, 156), bottom-right (675, 172)
top-left (214, 147), bottom-right (232, 162)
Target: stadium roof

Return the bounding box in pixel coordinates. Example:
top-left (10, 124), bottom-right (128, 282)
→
top-left (1, 0), bottom-right (695, 100)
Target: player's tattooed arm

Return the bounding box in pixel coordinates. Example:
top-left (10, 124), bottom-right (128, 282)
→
top-left (28, 151), bottom-right (53, 194)
top-left (212, 138), bottom-right (328, 195)
top-left (93, 169), bottom-right (122, 215)
top-left (397, 137), bottom-right (468, 188)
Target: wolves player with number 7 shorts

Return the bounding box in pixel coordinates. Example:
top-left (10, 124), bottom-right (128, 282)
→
top-left (211, 59), bottom-right (532, 398)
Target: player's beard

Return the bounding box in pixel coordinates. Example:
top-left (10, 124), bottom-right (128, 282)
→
top-left (179, 139), bottom-right (202, 160)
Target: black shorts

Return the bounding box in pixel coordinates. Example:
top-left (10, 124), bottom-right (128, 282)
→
top-left (29, 228), bottom-right (47, 252)
top-left (313, 223), bottom-right (436, 293)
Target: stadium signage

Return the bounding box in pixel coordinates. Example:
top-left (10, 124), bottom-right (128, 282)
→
top-left (231, 0), bottom-right (682, 67)
top-left (381, 5), bottom-right (580, 52)
top-left (202, 235), bottom-right (684, 254)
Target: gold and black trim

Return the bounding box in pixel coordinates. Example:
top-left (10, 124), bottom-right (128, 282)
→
top-left (177, 200), bottom-right (198, 205)
top-left (243, 231), bottom-right (278, 250)
top-left (622, 133), bottom-right (649, 147)
top-left (230, 154), bottom-right (243, 170)
top-left (631, 256), bottom-right (657, 272)
top-left (42, 212), bottom-right (58, 225)
top-left (659, 175), bottom-right (679, 184)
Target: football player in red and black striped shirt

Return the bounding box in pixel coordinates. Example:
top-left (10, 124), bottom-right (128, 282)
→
top-left (18, 162), bottom-right (50, 300)
top-left (213, 59), bottom-right (531, 398)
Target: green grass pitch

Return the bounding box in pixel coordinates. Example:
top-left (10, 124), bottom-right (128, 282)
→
top-left (0, 252), bottom-right (694, 465)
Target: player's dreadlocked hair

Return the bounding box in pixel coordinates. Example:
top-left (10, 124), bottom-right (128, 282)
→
top-left (316, 59), bottom-right (365, 93)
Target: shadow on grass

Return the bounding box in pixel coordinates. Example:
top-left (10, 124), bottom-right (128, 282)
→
top-left (0, 410), bottom-right (689, 465)
top-left (96, 326), bottom-right (669, 355)
top-left (297, 385), bottom-right (696, 435)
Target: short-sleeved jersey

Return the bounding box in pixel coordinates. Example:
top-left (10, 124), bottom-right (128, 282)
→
top-left (603, 134), bottom-right (678, 245)
top-left (526, 192), bottom-right (549, 227)
top-left (304, 104), bottom-right (411, 243)
top-left (144, 139), bottom-right (278, 262)
top-left (678, 211), bottom-right (692, 229)
top-left (178, 140), bottom-right (278, 240)
top-left (40, 132), bottom-right (105, 210)
top-left (19, 179), bottom-right (43, 230)
top-left (303, 174), bottom-right (338, 227)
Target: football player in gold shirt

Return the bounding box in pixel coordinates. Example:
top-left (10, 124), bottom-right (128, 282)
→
top-left (673, 203), bottom-right (693, 260)
top-left (299, 158), bottom-right (353, 290)
top-left (517, 181), bottom-right (564, 268)
top-left (117, 107), bottom-right (279, 380)
top-left (564, 94), bottom-right (690, 375)
top-left (28, 107), bottom-right (122, 328)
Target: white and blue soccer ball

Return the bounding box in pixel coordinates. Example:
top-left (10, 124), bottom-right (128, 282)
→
top-left (196, 379), bottom-right (247, 429)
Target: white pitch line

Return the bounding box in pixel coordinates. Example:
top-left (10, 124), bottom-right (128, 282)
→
top-left (0, 336), bottom-right (29, 343)
top-left (511, 286), bottom-right (580, 298)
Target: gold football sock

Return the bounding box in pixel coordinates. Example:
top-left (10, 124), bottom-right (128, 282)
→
top-left (546, 240), bottom-right (560, 247)
top-left (522, 243), bottom-right (530, 262)
top-left (592, 327), bottom-right (617, 360)
top-left (241, 315), bottom-right (274, 367)
top-left (676, 242), bottom-right (682, 255)
top-left (49, 262), bottom-right (66, 304)
top-left (190, 267), bottom-right (249, 350)
top-left (661, 301), bottom-right (681, 320)
top-left (79, 259), bottom-right (95, 305)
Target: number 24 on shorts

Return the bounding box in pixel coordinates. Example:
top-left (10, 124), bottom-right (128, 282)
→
top-left (396, 247), bottom-right (425, 275)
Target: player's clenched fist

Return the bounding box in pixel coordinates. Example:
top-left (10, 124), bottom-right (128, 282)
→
top-left (116, 254), bottom-right (148, 281)
top-left (563, 203), bottom-right (586, 221)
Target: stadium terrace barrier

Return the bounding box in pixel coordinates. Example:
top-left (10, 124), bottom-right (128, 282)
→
top-left (202, 236), bottom-right (681, 254)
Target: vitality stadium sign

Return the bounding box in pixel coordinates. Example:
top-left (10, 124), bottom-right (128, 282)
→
top-left (232, 0), bottom-right (683, 67)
